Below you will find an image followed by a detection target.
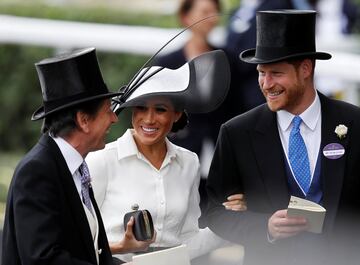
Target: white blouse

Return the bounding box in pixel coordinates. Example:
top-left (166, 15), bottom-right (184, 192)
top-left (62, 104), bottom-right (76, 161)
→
top-left (86, 129), bottom-right (226, 261)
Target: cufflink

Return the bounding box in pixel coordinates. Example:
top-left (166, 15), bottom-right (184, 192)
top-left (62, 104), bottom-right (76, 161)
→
top-left (98, 248), bottom-right (102, 255)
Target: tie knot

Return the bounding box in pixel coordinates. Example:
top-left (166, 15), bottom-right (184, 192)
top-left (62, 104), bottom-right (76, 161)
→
top-left (79, 161), bottom-right (91, 185)
top-left (292, 116), bottom-right (302, 131)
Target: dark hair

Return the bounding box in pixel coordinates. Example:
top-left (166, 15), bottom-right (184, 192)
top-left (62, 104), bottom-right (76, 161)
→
top-left (41, 99), bottom-right (105, 137)
top-left (171, 111), bottom-right (189, 132)
top-left (286, 58), bottom-right (316, 76)
top-left (178, 0), bottom-right (221, 17)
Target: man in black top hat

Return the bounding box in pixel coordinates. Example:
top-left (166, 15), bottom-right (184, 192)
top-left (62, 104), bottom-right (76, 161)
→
top-left (2, 48), bottom-right (121, 265)
top-left (206, 10), bottom-right (360, 265)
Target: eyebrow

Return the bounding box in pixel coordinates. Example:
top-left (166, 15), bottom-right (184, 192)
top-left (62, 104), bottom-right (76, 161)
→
top-left (154, 103), bottom-right (169, 109)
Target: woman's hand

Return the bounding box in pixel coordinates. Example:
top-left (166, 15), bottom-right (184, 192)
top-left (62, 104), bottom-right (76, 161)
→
top-left (222, 193), bottom-right (247, 211)
top-left (110, 216), bottom-right (156, 254)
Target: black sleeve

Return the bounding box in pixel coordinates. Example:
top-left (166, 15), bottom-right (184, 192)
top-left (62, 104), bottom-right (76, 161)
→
top-left (206, 124), bottom-right (271, 246)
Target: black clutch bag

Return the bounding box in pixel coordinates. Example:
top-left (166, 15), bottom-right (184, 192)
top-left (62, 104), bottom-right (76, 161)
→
top-left (123, 204), bottom-right (154, 241)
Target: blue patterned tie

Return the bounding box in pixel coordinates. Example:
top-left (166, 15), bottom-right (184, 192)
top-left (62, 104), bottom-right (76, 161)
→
top-left (288, 116), bottom-right (311, 194)
top-left (79, 161), bottom-right (93, 215)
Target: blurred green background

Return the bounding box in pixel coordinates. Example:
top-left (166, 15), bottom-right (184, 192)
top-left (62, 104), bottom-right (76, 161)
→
top-left (1, 0), bottom-right (360, 225)
top-left (0, 0), bottom-right (241, 225)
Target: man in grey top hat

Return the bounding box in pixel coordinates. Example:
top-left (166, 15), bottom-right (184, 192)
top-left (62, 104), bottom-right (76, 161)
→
top-left (2, 48), bottom-right (122, 265)
top-left (206, 10), bottom-right (360, 265)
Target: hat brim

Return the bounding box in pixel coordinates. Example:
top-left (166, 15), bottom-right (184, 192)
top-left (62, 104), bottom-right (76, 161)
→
top-left (31, 91), bottom-right (123, 121)
top-left (239, 48), bottom-right (332, 64)
top-left (116, 50), bottom-right (230, 114)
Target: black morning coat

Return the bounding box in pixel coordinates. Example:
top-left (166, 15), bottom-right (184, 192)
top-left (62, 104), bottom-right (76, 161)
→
top-left (206, 93), bottom-right (360, 265)
top-left (2, 134), bottom-right (113, 265)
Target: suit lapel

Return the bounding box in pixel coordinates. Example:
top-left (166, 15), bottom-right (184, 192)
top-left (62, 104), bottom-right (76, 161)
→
top-left (40, 135), bottom-right (97, 263)
top-left (318, 94), bottom-right (350, 229)
top-left (89, 186), bottom-right (112, 265)
top-left (251, 106), bottom-right (290, 209)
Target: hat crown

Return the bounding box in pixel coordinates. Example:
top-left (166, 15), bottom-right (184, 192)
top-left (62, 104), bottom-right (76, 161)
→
top-left (36, 47), bottom-right (107, 102)
top-left (240, 9), bottom-right (331, 64)
top-left (257, 10), bottom-right (316, 52)
top-left (32, 47), bottom-right (122, 120)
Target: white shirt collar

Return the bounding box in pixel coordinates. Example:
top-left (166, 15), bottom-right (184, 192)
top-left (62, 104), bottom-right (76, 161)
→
top-left (116, 129), bottom-right (139, 160)
top-left (52, 136), bottom-right (83, 175)
top-left (277, 91), bottom-right (321, 132)
top-left (116, 129), bottom-right (180, 168)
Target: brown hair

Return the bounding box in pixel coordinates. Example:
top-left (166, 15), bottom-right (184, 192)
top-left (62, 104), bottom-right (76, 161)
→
top-left (178, 0), bottom-right (221, 17)
top-left (286, 58), bottom-right (316, 77)
top-left (41, 99), bottom-right (106, 137)
top-left (171, 111), bottom-right (188, 132)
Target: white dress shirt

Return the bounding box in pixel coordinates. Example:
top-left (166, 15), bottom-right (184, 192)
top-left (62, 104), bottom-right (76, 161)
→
top-left (52, 136), bottom-right (84, 200)
top-left (277, 92), bottom-right (322, 194)
top-left (52, 136), bottom-right (99, 263)
top-left (86, 129), bottom-right (227, 261)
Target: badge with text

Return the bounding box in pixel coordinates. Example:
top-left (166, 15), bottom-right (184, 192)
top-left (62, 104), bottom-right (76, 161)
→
top-left (323, 143), bottom-right (345, 159)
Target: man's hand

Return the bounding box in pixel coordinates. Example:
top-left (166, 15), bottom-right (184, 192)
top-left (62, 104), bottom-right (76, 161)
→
top-left (110, 216), bottom-right (156, 254)
top-left (223, 193), bottom-right (247, 211)
top-left (268, 209), bottom-right (308, 240)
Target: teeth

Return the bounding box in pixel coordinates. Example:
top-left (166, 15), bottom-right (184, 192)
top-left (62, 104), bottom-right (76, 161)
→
top-left (269, 91), bottom-right (281, 96)
top-left (142, 127), bottom-right (157, 132)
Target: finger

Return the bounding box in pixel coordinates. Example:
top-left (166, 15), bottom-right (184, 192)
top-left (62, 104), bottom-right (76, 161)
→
top-left (276, 224), bottom-right (309, 234)
top-left (274, 231), bottom-right (300, 240)
top-left (223, 199), bottom-right (245, 206)
top-left (227, 194), bottom-right (244, 200)
top-left (125, 216), bottom-right (134, 234)
top-left (226, 204), bottom-right (247, 211)
top-left (273, 209), bottom-right (288, 218)
top-left (127, 216), bottom-right (134, 226)
top-left (281, 216), bottom-right (307, 226)
top-left (269, 221), bottom-right (308, 240)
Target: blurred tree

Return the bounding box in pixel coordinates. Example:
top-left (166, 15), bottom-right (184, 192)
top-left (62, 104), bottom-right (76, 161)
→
top-left (0, 46), bottom-right (148, 152)
top-left (0, 3), bottom-right (172, 152)
top-left (0, 45), bottom-right (52, 151)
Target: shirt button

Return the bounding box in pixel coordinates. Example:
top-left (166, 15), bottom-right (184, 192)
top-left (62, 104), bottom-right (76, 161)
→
top-left (160, 201), bottom-right (164, 205)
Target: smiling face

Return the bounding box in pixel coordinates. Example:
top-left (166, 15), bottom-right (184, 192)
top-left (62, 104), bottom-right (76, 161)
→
top-left (181, 0), bottom-right (219, 37)
top-left (131, 98), bottom-right (182, 149)
top-left (257, 59), bottom-right (315, 115)
top-left (86, 99), bottom-right (118, 152)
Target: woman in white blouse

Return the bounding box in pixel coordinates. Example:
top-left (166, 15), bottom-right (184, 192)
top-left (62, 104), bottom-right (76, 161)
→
top-left (86, 51), bottom-right (246, 262)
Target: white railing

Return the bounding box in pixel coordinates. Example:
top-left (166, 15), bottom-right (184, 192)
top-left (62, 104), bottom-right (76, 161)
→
top-left (0, 14), bottom-right (359, 105)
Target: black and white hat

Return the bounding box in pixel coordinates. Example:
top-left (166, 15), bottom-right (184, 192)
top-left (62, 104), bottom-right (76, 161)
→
top-left (114, 50), bottom-right (230, 113)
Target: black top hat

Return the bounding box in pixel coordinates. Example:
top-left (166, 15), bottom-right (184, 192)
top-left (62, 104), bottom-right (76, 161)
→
top-left (240, 10), bottom-right (331, 64)
top-left (114, 50), bottom-right (230, 114)
top-left (31, 47), bottom-right (123, 120)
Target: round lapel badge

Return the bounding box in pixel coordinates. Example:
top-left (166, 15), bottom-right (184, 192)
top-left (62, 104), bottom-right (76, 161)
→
top-left (323, 143), bottom-right (345, 159)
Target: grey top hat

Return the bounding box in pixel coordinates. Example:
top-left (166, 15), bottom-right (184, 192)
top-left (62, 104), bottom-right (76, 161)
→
top-left (32, 47), bottom-right (123, 120)
top-left (114, 50), bottom-right (230, 114)
top-left (240, 10), bottom-right (332, 64)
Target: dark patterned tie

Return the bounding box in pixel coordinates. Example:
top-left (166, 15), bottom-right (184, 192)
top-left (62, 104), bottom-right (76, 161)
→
top-left (288, 116), bottom-right (311, 194)
top-left (79, 161), bottom-right (93, 215)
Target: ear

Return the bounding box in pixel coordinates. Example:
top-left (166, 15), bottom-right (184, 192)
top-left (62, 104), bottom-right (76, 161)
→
top-left (174, 112), bottom-right (183, 123)
top-left (300, 59), bottom-right (313, 79)
top-left (75, 111), bottom-right (91, 133)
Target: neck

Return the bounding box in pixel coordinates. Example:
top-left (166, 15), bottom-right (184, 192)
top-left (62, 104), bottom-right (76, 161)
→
top-left (134, 138), bottom-right (167, 170)
top-left (62, 132), bottom-right (88, 159)
top-left (291, 84), bottom-right (316, 115)
top-left (184, 34), bottom-right (212, 60)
